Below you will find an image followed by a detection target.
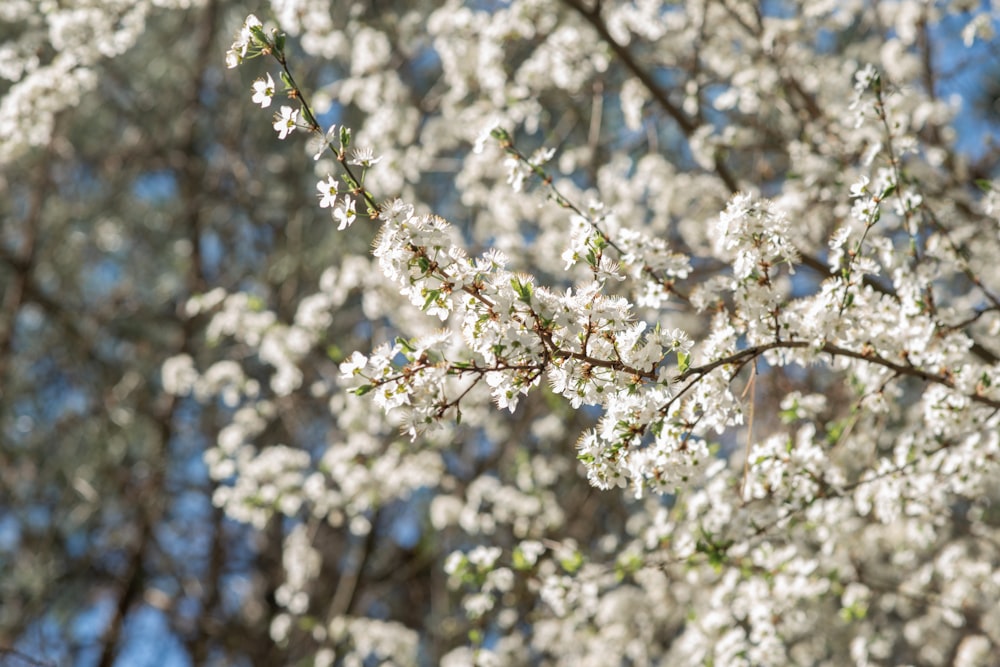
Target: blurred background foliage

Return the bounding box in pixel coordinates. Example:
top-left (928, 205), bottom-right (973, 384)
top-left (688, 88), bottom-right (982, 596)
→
top-left (2, 1), bottom-right (999, 666)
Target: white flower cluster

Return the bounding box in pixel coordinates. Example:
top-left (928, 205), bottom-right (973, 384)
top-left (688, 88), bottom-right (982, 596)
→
top-left (192, 4), bottom-right (1000, 664)
top-left (0, 0), bottom-right (160, 163)
top-left (335, 198), bottom-right (718, 496)
top-left (323, 616), bottom-right (419, 666)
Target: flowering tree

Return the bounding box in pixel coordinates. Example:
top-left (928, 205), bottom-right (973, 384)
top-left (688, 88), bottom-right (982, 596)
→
top-left (4, 0), bottom-right (1000, 665)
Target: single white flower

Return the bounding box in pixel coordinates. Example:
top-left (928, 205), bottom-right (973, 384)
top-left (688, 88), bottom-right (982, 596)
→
top-left (853, 63), bottom-right (879, 94)
top-left (334, 195), bottom-right (357, 230)
top-left (225, 48), bottom-right (242, 69)
top-left (316, 176), bottom-right (338, 209)
top-left (308, 125), bottom-right (338, 161)
top-left (225, 14), bottom-right (263, 68)
top-left (849, 176), bottom-right (870, 199)
top-left (273, 105), bottom-right (298, 139)
top-left (473, 118), bottom-right (502, 154)
top-left (251, 73), bottom-right (275, 108)
top-left (348, 147), bottom-right (382, 168)
top-left (339, 351), bottom-right (368, 378)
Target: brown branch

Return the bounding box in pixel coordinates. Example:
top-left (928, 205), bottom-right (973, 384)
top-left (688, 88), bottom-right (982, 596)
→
top-left (328, 510), bottom-right (380, 619)
top-left (676, 339), bottom-right (1000, 410)
top-left (559, 0), bottom-right (693, 134)
top-left (96, 520), bottom-right (152, 667)
top-left (558, 0), bottom-right (740, 192)
top-left (0, 125), bottom-right (55, 407)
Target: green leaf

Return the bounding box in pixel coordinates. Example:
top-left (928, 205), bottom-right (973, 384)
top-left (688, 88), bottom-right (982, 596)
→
top-left (825, 418), bottom-right (846, 444)
top-left (779, 406), bottom-right (799, 423)
top-left (249, 25), bottom-right (269, 46)
top-left (614, 553), bottom-right (642, 581)
top-left (677, 351), bottom-right (691, 374)
top-left (353, 384), bottom-right (374, 396)
top-left (839, 603), bottom-right (868, 622)
top-left (247, 294), bottom-right (266, 311)
top-left (510, 276), bottom-right (533, 303)
top-left (559, 549), bottom-right (584, 574)
top-left (422, 290), bottom-right (440, 311)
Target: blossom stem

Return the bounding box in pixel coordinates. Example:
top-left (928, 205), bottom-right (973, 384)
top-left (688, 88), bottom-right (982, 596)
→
top-left (272, 53), bottom-right (381, 216)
